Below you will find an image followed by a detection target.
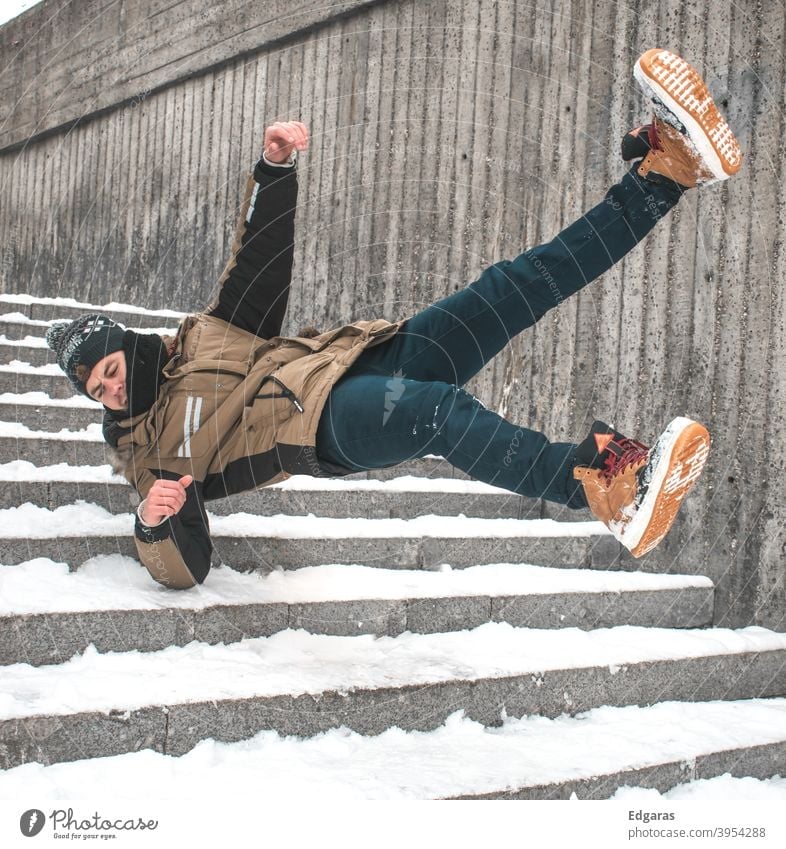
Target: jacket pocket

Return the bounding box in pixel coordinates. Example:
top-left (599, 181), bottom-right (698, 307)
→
top-left (243, 375), bottom-right (304, 432)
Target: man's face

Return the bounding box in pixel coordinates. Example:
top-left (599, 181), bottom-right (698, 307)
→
top-left (86, 351), bottom-right (127, 410)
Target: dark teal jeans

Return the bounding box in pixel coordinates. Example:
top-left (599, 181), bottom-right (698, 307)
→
top-left (316, 166), bottom-right (682, 507)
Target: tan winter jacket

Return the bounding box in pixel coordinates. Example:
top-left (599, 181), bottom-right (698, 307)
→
top-left (108, 152), bottom-right (403, 588)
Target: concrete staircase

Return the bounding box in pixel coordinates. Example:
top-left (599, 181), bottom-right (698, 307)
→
top-left (1, 294), bottom-right (785, 799)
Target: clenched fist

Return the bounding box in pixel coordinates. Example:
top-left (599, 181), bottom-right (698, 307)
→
top-left (264, 121), bottom-right (309, 164)
top-left (140, 475), bottom-right (193, 526)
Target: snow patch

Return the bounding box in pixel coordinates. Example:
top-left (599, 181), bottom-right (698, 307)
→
top-left (0, 391), bottom-right (100, 408)
top-left (0, 292), bottom-right (186, 318)
top-left (0, 700), bottom-right (783, 799)
top-left (0, 502), bottom-right (610, 538)
top-left (0, 623), bottom-right (785, 719)
top-left (0, 556), bottom-right (713, 615)
top-left (0, 421), bottom-right (104, 441)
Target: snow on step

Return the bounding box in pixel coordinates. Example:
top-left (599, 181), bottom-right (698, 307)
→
top-left (0, 555), bottom-right (712, 615)
top-left (614, 774), bottom-right (786, 801)
top-left (0, 421), bottom-right (104, 441)
top-left (0, 316), bottom-right (177, 337)
top-left (0, 460), bottom-right (125, 482)
top-left (1, 623), bottom-right (785, 721)
top-left (271, 473), bottom-right (512, 495)
top-left (0, 391), bottom-right (100, 408)
top-left (0, 699), bottom-right (784, 799)
top-left (0, 462), bottom-right (509, 495)
top-left (0, 502), bottom-right (608, 537)
top-left (0, 312), bottom-right (52, 325)
top-left (0, 293), bottom-right (186, 318)
top-left (0, 360), bottom-right (64, 376)
top-left (0, 334), bottom-right (48, 348)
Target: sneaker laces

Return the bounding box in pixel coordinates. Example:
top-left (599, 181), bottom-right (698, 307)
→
top-left (601, 437), bottom-right (649, 483)
top-left (649, 117), bottom-right (663, 151)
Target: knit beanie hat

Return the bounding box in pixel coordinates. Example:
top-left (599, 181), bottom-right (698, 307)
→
top-left (45, 313), bottom-right (127, 398)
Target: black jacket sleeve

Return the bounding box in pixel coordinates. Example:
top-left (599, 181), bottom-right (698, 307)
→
top-left (133, 470), bottom-right (212, 589)
top-left (207, 155), bottom-right (299, 339)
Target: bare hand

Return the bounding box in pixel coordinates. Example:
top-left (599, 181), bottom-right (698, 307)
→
top-left (141, 475), bottom-right (193, 525)
top-left (264, 121), bottom-right (309, 164)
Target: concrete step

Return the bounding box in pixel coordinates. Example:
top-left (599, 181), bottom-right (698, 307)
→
top-left (0, 339), bottom-right (53, 367)
top-left (0, 399), bottom-right (102, 433)
top-left (0, 424), bottom-right (477, 477)
top-left (454, 738), bottom-right (786, 799)
top-left (0, 559), bottom-right (714, 665)
top-left (0, 295), bottom-right (185, 329)
top-left (1, 623), bottom-right (784, 768)
top-left (0, 367), bottom-right (98, 398)
top-left (0, 315), bottom-right (178, 343)
top-left (0, 316), bottom-right (56, 342)
top-left (0, 392), bottom-right (104, 432)
top-left (2, 698), bottom-right (780, 799)
top-left (0, 473), bottom-right (532, 519)
top-left (0, 431), bottom-right (111, 466)
top-left (2, 422), bottom-right (582, 499)
top-left (0, 526), bottom-right (619, 571)
top-left (0, 502), bottom-right (622, 570)
top-left (0, 452), bottom-right (550, 519)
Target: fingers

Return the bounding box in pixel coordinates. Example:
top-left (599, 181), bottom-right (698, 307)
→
top-left (148, 478), bottom-right (190, 518)
top-left (264, 120), bottom-right (309, 153)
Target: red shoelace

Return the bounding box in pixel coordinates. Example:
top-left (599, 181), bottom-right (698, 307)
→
top-left (601, 437), bottom-right (650, 483)
top-left (649, 117), bottom-right (663, 152)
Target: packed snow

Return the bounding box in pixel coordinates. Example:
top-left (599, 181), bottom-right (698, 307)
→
top-left (1, 622), bottom-right (785, 720)
top-left (273, 473), bottom-right (513, 494)
top-left (0, 421), bottom-right (104, 440)
top-left (0, 311), bottom-right (50, 325)
top-left (0, 460), bottom-right (123, 482)
top-left (613, 774), bottom-right (786, 801)
top-left (0, 1), bottom-right (44, 28)
top-left (0, 314), bottom-right (177, 335)
top-left (0, 391), bottom-right (100, 408)
top-left (0, 333), bottom-right (47, 347)
top-left (0, 501), bottom-right (609, 538)
top-left (0, 359), bottom-right (62, 375)
top-left (0, 292), bottom-right (186, 318)
top-left (0, 555), bottom-right (713, 615)
top-left (0, 701), bottom-right (784, 800)
top-left (0, 462), bottom-right (512, 494)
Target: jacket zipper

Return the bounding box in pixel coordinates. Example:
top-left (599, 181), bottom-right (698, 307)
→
top-left (255, 375), bottom-right (304, 413)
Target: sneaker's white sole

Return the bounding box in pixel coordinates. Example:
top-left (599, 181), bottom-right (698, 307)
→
top-left (633, 49), bottom-right (742, 181)
top-left (611, 417), bottom-right (710, 557)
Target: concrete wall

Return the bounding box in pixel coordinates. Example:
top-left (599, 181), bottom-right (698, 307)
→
top-left (1, 0), bottom-right (783, 629)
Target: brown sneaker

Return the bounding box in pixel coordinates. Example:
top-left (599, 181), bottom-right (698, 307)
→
top-left (573, 417), bottom-right (711, 557)
top-left (633, 48), bottom-right (743, 186)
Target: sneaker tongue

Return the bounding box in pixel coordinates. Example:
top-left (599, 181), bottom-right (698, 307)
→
top-left (575, 420), bottom-right (629, 468)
